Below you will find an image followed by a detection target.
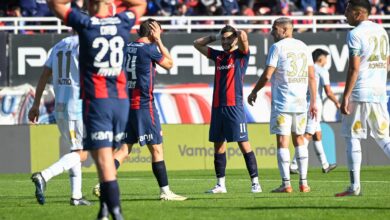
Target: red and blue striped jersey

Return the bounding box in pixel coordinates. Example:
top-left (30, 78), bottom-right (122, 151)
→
top-left (208, 48), bottom-right (249, 107)
top-left (125, 40), bottom-right (164, 109)
top-left (65, 8), bottom-right (136, 99)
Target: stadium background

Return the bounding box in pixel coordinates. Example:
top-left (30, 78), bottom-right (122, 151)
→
top-left (0, 30), bottom-right (389, 173)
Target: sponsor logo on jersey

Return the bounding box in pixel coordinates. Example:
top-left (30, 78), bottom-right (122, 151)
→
top-left (217, 63), bottom-right (235, 70)
top-left (96, 67), bottom-right (122, 76)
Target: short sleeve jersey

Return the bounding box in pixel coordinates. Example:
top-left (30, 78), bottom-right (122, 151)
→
top-left (266, 38), bottom-right (314, 113)
top-left (347, 20), bottom-right (389, 103)
top-left (125, 40), bottom-right (164, 109)
top-left (306, 63), bottom-right (331, 104)
top-left (45, 35), bottom-right (82, 120)
top-left (208, 47), bottom-right (250, 107)
top-left (65, 8), bottom-right (136, 99)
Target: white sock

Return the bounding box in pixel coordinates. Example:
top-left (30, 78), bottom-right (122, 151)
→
top-left (290, 152), bottom-right (298, 170)
top-left (251, 177), bottom-right (259, 184)
top-left (346, 138), bottom-right (361, 190)
top-left (217, 177), bottom-right (226, 187)
top-left (375, 138), bottom-right (390, 159)
top-left (69, 162), bottom-right (82, 199)
top-left (41, 152), bottom-right (81, 182)
top-left (277, 148), bottom-right (290, 186)
top-left (161, 185), bottom-right (170, 193)
top-left (313, 141), bottom-right (329, 169)
top-left (296, 145), bottom-right (309, 186)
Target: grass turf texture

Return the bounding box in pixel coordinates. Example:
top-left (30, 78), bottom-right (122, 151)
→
top-left (0, 166), bottom-right (390, 220)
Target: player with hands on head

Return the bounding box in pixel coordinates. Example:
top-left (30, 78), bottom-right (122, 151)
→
top-left (194, 25), bottom-right (262, 194)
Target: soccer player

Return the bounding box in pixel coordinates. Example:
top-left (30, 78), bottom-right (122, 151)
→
top-left (248, 17), bottom-right (317, 193)
top-left (290, 49), bottom-right (340, 174)
top-left (93, 19), bottom-right (187, 201)
top-left (29, 35), bottom-right (90, 206)
top-left (46, 0), bottom-right (146, 219)
top-left (193, 25), bottom-right (262, 194)
top-left (336, 0), bottom-right (390, 197)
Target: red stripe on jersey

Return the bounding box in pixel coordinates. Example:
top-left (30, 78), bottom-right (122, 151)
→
top-left (131, 88), bottom-right (141, 109)
top-left (149, 62), bottom-right (154, 109)
top-left (63, 8), bottom-right (72, 25)
top-left (116, 70), bottom-right (128, 99)
top-left (149, 107), bottom-right (155, 125)
top-left (213, 56), bottom-right (221, 107)
top-left (172, 94), bottom-right (193, 123)
top-left (190, 94), bottom-right (211, 123)
top-left (226, 55), bottom-right (236, 106)
top-left (92, 74), bottom-right (109, 98)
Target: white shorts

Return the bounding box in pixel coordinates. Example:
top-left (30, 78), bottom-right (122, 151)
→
top-left (270, 111), bottom-right (307, 135)
top-left (305, 103), bottom-right (323, 135)
top-left (342, 101), bottom-right (390, 139)
top-left (57, 119), bottom-right (83, 151)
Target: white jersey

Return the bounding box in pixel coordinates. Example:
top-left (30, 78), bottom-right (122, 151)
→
top-left (267, 38), bottom-right (314, 113)
top-left (347, 20), bottom-right (389, 103)
top-left (45, 36), bottom-right (82, 120)
top-left (307, 64), bottom-right (331, 105)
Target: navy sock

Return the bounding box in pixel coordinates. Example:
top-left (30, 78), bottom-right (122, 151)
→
top-left (114, 159), bottom-right (120, 170)
top-left (214, 153), bottom-right (226, 178)
top-left (100, 180), bottom-right (122, 219)
top-left (152, 161), bottom-right (168, 187)
top-left (243, 151), bottom-right (258, 178)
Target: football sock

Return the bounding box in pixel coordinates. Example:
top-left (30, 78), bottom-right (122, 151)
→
top-left (114, 159), bottom-right (120, 170)
top-left (375, 138), bottom-right (390, 159)
top-left (152, 161), bottom-right (169, 188)
top-left (346, 138), bottom-right (361, 190)
top-left (100, 180), bottom-right (122, 219)
top-left (290, 154), bottom-right (298, 170)
top-left (251, 177), bottom-right (259, 185)
top-left (313, 141), bottom-right (329, 169)
top-left (277, 148), bottom-right (290, 186)
top-left (296, 145), bottom-right (309, 186)
top-left (217, 177), bottom-right (226, 187)
top-left (243, 151), bottom-right (258, 179)
top-left (41, 152), bottom-right (80, 182)
top-left (214, 153), bottom-right (226, 179)
top-left (69, 162), bottom-right (82, 199)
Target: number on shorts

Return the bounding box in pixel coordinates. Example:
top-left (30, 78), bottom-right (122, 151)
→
top-left (240, 123), bottom-right (246, 133)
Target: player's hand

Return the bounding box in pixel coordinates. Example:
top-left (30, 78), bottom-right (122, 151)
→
top-left (335, 102), bottom-right (341, 109)
top-left (340, 98), bottom-right (350, 115)
top-left (247, 91), bottom-right (257, 106)
top-left (28, 105), bottom-right (40, 124)
top-left (309, 102), bottom-right (318, 120)
top-left (149, 21), bottom-right (161, 43)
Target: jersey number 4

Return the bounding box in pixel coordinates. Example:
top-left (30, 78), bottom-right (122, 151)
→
top-left (125, 54), bottom-right (137, 80)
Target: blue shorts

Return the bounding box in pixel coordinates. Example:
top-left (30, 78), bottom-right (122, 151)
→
top-left (83, 98), bottom-right (129, 150)
top-left (124, 107), bottom-right (162, 146)
top-left (209, 105), bottom-right (249, 142)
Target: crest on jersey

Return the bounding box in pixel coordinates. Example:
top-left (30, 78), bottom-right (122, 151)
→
top-left (126, 11), bottom-right (135, 19)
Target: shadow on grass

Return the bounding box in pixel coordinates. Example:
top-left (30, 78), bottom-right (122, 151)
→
top-left (176, 206), bottom-right (390, 210)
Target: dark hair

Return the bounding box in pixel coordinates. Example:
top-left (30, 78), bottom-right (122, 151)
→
top-left (138, 18), bottom-right (161, 37)
top-left (348, 0), bottom-right (371, 15)
top-left (312, 48), bottom-right (329, 62)
top-left (221, 25), bottom-right (237, 38)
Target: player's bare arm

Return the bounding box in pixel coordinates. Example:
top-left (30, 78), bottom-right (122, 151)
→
top-left (46, 0), bottom-right (71, 21)
top-left (193, 34), bottom-right (218, 57)
top-left (247, 66), bottom-right (275, 106)
top-left (122, 0), bottom-right (147, 18)
top-left (28, 67), bottom-right (53, 123)
top-left (341, 55), bottom-right (360, 115)
top-left (236, 30), bottom-right (249, 53)
top-left (324, 85), bottom-right (340, 108)
top-left (308, 65), bottom-right (318, 119)
top-left (150, 21), bottom-right (173, 70)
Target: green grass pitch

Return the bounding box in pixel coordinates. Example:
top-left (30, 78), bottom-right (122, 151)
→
top-left (0, 166), bottom-right (390, 220)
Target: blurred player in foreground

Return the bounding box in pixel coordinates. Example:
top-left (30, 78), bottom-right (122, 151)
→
top-left (30, 35), bottom-right (90, 206)
top-left (194, 25), bottom-right (262, 194)
top-left (47, 0), bottom-right (146, 219)
top-left (290, 48), bottom-right (339, 174)
top-left (336, 0), bottom-right (390, 197)
top-left (248, 17), bottom-right (317, 193)
top-left (93, 19), bottom-right (187, 201)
